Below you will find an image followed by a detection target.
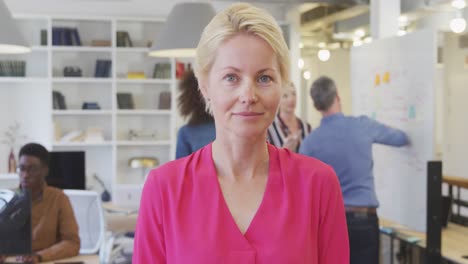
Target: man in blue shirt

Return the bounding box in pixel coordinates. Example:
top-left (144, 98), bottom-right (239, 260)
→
top-left (299, 76), bottom-right (409, 264)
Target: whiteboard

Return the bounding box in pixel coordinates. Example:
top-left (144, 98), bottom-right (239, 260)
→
top-left (351, 30), bottom-right (436, 232)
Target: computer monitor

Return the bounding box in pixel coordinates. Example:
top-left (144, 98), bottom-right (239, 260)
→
top-left (47, 151), bottom-right (86, 190)
top-left (0, 189), bottom-right (32, 255)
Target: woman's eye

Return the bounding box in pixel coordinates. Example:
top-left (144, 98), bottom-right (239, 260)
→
top-left (258, 75), bottom-right (272, 83)
top-left (224, 74), bottom-right (237, 82)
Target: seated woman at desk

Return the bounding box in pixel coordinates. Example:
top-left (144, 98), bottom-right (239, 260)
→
top-left (133, 3), bottom-right (348, 263)
top-left (1, 143), bottom-right (80, 263)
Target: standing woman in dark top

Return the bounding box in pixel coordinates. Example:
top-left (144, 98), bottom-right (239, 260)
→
top-left (175, 69), bottom-right (216, 159)
top-left (267, 82), bottom-right (311, 152)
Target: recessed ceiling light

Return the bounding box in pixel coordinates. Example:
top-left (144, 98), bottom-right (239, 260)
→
top-left (317, 49), bottom-right (330, 62)
top-left (450, 17), bottom-right (467, 33)
top-left (354, 29), bottom-right (366, 38)
top-left (452, 0), bottom-right (466, 9)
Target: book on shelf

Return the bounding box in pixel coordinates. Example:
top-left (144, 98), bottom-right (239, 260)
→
top-left (82, 102), bottom-right (101, 110)
top-left (116, 31), bottom-right (133, 47)
top-left (127, 71), bottom-right (146, 79)
top-left (158, 92), bottom-right (171, 110)
top-left (152, 63), bottom-right (171, 79)
top-left (0, 61), bottom-right (26, 77)
top-left (52, 91), bottom-right (67, 110)
top-left (117, 93), bottom-right (135, 109)
top-left (40, 29), bottom-right (47, 46)
top-left (52, 27), bottom-right (82, 46)
top-left (94, 60), bottom-right (112, 78)
top-left (176, 61), bottom-right (185, 79)
top-left (91, 40), bottom-right (111, 47)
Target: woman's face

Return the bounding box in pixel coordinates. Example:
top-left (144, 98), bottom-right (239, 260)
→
top-left (199, 33), bottom-right (282, 139)
top-left (279, 85), bottom-right (296, 115)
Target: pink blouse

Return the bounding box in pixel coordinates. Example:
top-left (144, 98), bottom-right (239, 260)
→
top-left (133, 143), bottom-right (349, 263)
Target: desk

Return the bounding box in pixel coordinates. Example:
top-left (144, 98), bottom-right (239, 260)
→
top-left (102, 202), bottom-right (138, 233)
top-left (43, 254), bottom-right (99, 264)
top-left (5, 254), bottom-right (99, 264)
top-left (380, 218), bottom-right (468, 264)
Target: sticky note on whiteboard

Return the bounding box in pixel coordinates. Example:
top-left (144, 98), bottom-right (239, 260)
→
top-left (408, 105), bottom-right (416, 119)
top-left (383, 72), bottom-right (390, 83)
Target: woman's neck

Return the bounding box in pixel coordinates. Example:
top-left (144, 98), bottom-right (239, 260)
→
top-left (279, 110), bottom-right (298, 132)
top-left (279, 110), bottom-right (295, 122)
top-left (211, 135), bottom-right (269, 182)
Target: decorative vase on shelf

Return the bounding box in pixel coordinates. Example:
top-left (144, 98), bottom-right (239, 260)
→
top-left (8, 148), bottom-right (17, 174)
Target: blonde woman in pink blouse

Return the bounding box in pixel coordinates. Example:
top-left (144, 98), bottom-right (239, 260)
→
top-left (133, 3), bottom-right (349, 263)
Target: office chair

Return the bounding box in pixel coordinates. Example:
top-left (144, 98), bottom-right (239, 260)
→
top-left (64, 189), bottom-right (105, 254)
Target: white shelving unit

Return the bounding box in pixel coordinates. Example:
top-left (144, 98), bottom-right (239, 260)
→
top-left (1, 15), bottom-right (180, 208)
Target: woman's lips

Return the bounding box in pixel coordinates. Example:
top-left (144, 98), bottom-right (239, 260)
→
top-left (234, 111), bottom-right (264, 117)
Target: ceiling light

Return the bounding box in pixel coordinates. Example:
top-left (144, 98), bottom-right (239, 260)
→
top-left (299, 42), bottom-right (304, 49)
top-left (317, 49), bottom-right (330, 62)
top-left (398, 15), bottom-right (409, 23)
top-left (450, 17), bottom-right (467, 33)
top-left (452, 0), bottom-right (466, 9)
top-left (398, 15), bottom-right (410, 27)
top-left (333, 32), bottom-right (354, 40)
top-left (149, 3), bottom-right (216, 57)
top-left (298, 58), bottom-right (304, 69)
top-left (0, 0), bottom-right (31, 54)
top-left (303, 71), bottom-right (311, 80)
top-left (353, 40), bottom-right (363, 47)
top-left (354, 29), bottom-right (366, 38)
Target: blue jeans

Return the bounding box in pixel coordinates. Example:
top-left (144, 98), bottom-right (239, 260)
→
top-left (346, 212), bottom-right (380, 264)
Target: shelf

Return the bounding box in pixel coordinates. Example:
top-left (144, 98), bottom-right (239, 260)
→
top-left (116, 47), bottom-right (150, 53)
top-left (115, 184), bottom-right (143, 189)
top-left (0, 77), bottom-right (48, 83)
top-left (117, 140), bottom-right (171, 146)
top-left (116, 110), bottom-right (171, 115)
top-left (53, 110), bottom-right (112, 115)
top-left (0, 173), bottom-right (18, 180)
top-left (51, 46), bottom-right (112, 52)
top-left (53, 142), bottom-right (113, 147)
top-left (116, 78), bottom-right (172, 84)
top-left (52, 78), bottom-right (112, 83)
top-left (1, 16), bottom-right (178, 208)
top-left (31, 46), bottom-right (49, 52)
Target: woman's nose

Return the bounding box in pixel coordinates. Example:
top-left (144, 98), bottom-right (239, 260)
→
top-left (239, 82), bottom-right (258, 104)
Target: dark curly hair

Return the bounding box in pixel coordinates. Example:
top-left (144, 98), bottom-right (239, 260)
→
top-left (177, 69), bottom-right (214, 125)
top-left (19, 142), bottom-right (50, 167)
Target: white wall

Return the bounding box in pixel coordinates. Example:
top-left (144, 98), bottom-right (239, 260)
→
top-left (443, 32), bottom-right (468, 216)
top-left (304, 49), bottom-right (351, 128)
top-left (443, 32), bottom-right (468, 178)
top-left (0, 83), bottom-right (52, 173)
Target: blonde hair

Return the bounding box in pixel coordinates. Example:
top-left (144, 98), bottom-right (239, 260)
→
top-left (194, 3), bottom-right (290, 88)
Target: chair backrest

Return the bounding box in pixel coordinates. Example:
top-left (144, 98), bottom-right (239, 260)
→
top-left (64, 190), bottom-right (105, 254)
